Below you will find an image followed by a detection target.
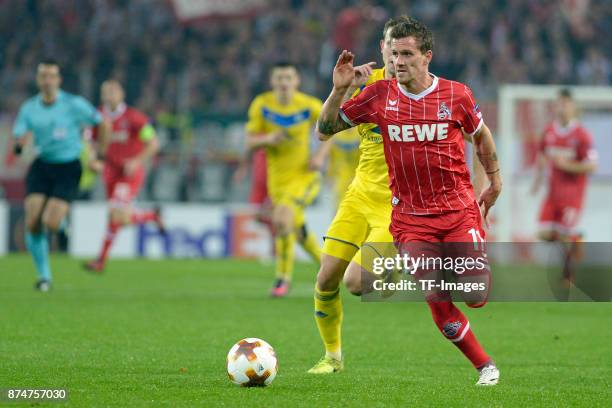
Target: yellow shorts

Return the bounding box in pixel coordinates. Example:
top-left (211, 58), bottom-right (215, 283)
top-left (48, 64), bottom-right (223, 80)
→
top-left (270, 173), bottom-right (320, 227)
top-left (322, 187), bottom-right (395, 268)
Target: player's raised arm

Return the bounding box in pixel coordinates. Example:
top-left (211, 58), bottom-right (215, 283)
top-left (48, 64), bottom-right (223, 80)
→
top-left (473, 124), bottom-right (503, 221)
top-left (317, 50), bottom-right (358, 140)
top-left (316, 60), bottom-right (376, 142)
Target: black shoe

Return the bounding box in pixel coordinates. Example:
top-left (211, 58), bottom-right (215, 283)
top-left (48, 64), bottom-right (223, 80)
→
top-left (34, 279), bottom-right (51, 292)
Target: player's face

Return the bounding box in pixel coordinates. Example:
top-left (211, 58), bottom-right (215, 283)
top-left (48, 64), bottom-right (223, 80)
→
top-left (101, 82), bottom-right (125, 109)
top-left (36, 64), bottom-right (61, 95)
top-left (391, 36), bottom-right (432, 84)
top-left (557, 96), bottom-right (576, 123)
top-left (380, 29), bottom-right (395, 76)
top-left (270, 67), bottom-right (299, 98)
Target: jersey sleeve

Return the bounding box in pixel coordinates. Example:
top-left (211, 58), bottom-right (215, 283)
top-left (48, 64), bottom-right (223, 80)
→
top-left (459, 85), bottom-right (484, 136)
top-left (339, 82), bottom-right (380, 126)
top-left (12, 102), bottom-right (31, 138)
top-left (245, 97), bottom-right (265, 134)
top-left (131, 110), bottom-right (155, 141)
top-left (73, 96), bottom-right (103, 126)
top-left (577, 129), bottom-right (597, 162)
top-left (131, 110), bottom-right (149, 132)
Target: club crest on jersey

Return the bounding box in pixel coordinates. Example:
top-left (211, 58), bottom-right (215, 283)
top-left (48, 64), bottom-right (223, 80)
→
top-left (443, 321), bottom-right (462, 338)
top-left (437, 102), bottom-right (451, 120)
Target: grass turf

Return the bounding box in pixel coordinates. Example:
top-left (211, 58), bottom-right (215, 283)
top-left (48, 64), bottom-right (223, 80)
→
top-left (0, 254), bottom-right (610, 407)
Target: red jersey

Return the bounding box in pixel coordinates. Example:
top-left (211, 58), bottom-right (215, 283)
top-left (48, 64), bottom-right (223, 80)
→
top-left (539, 120), bottom-right (595, 206)
top-left (340, 75), bottom-right (483, 215)
top-left (98, 103), bottom-right (150, 168)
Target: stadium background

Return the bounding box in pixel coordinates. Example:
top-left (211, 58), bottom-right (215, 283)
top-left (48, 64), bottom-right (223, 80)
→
top-left (0, 0), bottom-right (611, 257)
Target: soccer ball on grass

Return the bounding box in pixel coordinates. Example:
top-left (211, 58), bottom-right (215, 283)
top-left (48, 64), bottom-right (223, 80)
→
top-left (226, 338), bottom-right (278, 387)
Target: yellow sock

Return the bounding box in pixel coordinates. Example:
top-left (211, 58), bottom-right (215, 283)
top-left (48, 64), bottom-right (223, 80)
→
top-left (275, 233), bottom-right (295, 281)
top-left (314, 285), bottom-right (343, 359)
top-left (299, 227), bottom-right (321, 264)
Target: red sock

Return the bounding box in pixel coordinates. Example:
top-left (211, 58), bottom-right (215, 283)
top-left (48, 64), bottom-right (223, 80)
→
top-left (99, 221), bottom-right (121, 264)
top-left (130, 210), bottom-right (157, 224)
top-left (427, 296), bottom-right (491, 369)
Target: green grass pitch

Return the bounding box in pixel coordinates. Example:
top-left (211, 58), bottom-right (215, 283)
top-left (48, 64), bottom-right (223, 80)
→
top-left (1, 254), bottom-right (611, 407)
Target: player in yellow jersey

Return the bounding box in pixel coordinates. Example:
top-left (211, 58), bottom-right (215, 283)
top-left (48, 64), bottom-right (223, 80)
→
top-left (327, 127), bottom-right (360, 207)
top-left (308, 16), bottom-right (410, 374)
top-left (245, 62), bottom-right (330, 297)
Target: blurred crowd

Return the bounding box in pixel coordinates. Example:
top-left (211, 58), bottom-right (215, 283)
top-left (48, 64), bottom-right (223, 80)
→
top-left (1, 0), bottom-right (610, 118)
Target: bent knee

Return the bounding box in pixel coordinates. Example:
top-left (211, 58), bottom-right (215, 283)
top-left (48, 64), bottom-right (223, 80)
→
top-left (316, 259), bottom-right (345, 291)
top-left (42, 216), bottom-right (62, 232)
top-left (344, 261), bottom-right (364, 295)
top-left (25, 217), bottom-right (42, 233)
top-left (273, 208), bottom-right (294, 235)
top-left (343, 274), bottom-right (361, 296)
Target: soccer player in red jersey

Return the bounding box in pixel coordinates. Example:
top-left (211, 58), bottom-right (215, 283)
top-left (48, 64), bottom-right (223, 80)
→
top-left (532, 89), bottom-right (597, 241)
top-left (532, 89), bottom-right (597, 283)
top-left (317, 17), bottom-right (502, 385)
top-left (85, 80), bottom-right (165, 272)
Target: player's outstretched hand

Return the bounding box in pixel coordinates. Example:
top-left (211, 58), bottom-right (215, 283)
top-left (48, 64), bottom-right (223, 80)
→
top-left (478, 181), bottom-right (502, 228)
top-left (352, 62), bottom-right (377, 88)
top-left (333, 50), bottom-right (356, 91)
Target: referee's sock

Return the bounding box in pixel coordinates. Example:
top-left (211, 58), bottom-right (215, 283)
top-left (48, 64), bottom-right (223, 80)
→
top-left (25, 231), bottom-right (51, 282)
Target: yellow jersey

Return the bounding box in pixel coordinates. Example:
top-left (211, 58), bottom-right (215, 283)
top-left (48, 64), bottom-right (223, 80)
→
top-left (245, 91), bottom-right (323, 196)
top-left (328, 127), bottom-right (360, 205)
top-left (348, 68), bottom-right (390, 201)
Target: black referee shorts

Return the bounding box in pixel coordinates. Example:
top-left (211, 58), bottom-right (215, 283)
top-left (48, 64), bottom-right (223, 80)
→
top-left (26, 158), bottom-right (82, 203)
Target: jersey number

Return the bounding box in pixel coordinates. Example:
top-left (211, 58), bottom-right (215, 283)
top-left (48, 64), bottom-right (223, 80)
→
top-left (468, 228), bottom-right (485, 250)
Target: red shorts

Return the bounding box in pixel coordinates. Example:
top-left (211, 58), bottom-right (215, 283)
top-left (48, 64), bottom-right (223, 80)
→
top-left (104, 165), bottom-right (145, 207)
top-left (249, 149), bottom-right (268, 205)
top-left (538, 196), bottom-right (582, 234)
top-left (391, 201), bottom-right (485, 243)
top-left (391, 201), bottom-right (489, 280)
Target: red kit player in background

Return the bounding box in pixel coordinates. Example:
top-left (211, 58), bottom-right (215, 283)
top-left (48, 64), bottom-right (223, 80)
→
top-left (317, 17), bottom-right (503, 385)
top-left (533, 88), bottom-right (597, 240)
top-left (532, 89), bottom-right (597, 278)
top-left (85, 80), bottom-right (165, 272)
